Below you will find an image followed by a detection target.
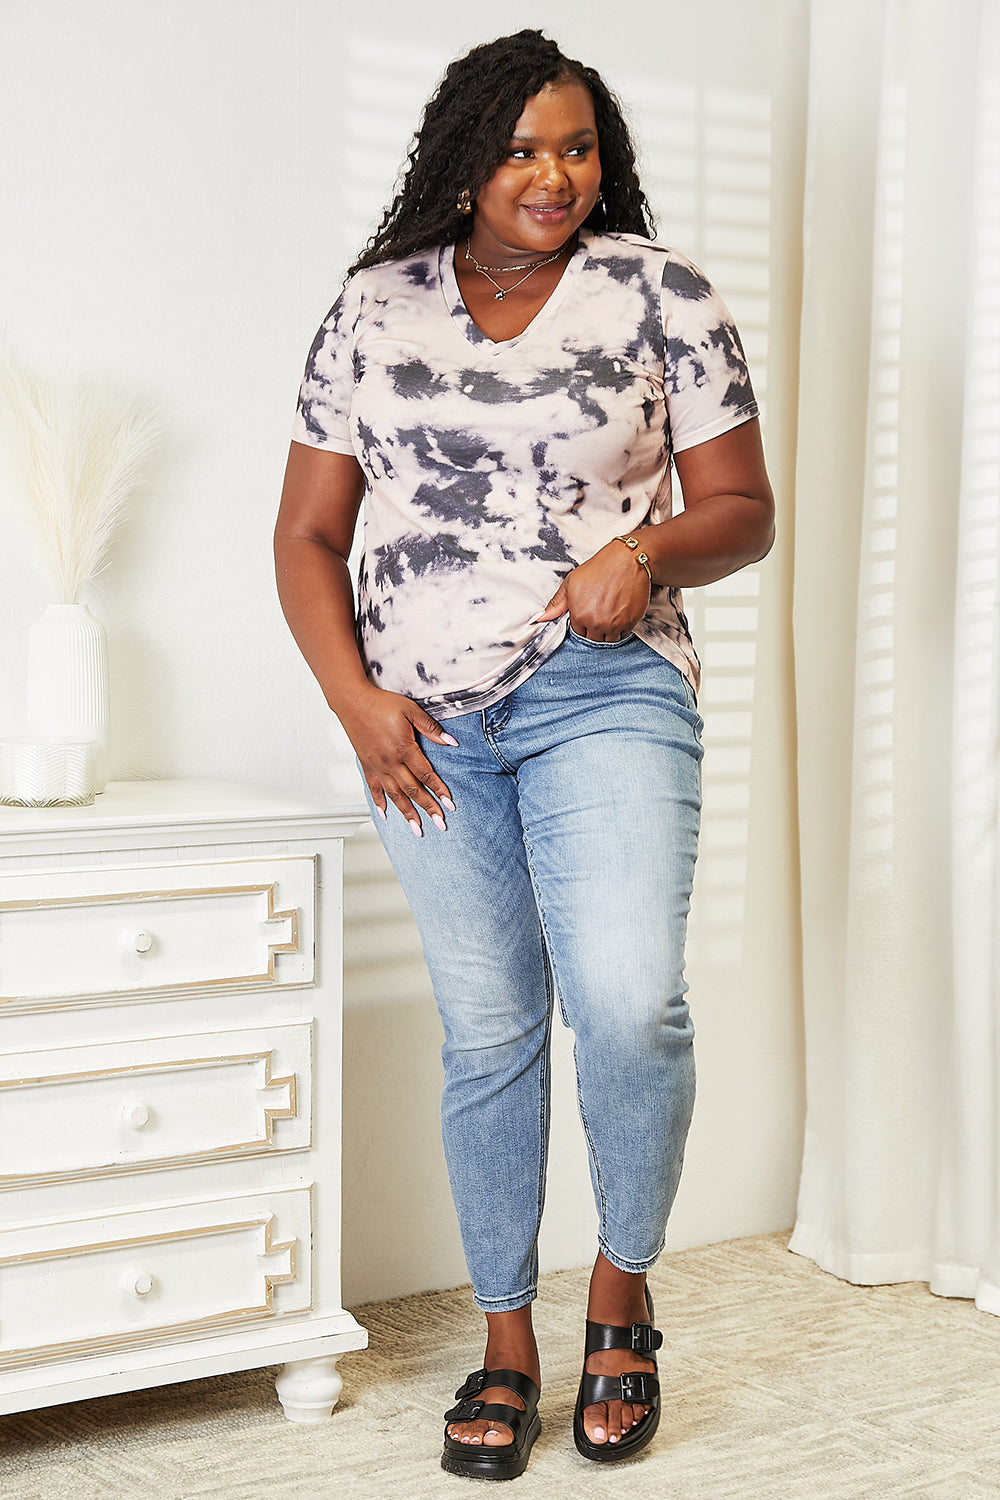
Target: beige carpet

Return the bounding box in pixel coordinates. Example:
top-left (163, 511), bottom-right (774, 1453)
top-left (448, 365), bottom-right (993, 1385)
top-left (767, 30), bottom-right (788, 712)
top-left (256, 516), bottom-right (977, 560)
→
top-left (2, 1232), bottom-right (999, 1499)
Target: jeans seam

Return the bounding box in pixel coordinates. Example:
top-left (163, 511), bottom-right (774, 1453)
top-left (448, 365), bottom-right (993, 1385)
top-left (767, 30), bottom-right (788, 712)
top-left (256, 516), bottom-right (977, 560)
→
top-left (597, 1236), bottom-right (666, 1274)
top-left (473, 1287), bottom-right (537, 1312)
top-left (533, 948), bottom-right (554, 1281)
top-left (518, 823), bottom-right (610, 1242)
top-left (481, 707), bottom-right (517, 772)
top-left (574, 1054), bottom-right (609, 1239)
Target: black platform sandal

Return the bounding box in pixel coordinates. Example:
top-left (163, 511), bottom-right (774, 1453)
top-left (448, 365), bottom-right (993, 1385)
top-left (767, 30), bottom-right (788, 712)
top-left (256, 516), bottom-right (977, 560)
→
top-left (441, 1366), bottom-right (542, 1481)
top-left (573, 1287), bottom-right (663, 1463)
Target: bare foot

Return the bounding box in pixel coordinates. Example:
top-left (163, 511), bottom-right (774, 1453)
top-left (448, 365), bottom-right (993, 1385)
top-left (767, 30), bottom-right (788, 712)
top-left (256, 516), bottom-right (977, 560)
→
top-left (581, 1252), bottom-right (656, 1446)
top-left (446, 1306), bottom-right (541, 1448)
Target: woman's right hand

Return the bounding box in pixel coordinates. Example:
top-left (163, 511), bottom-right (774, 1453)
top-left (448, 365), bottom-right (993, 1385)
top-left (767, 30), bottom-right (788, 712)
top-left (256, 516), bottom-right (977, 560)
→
top-left (338, 683), bottom-right (458, 836)
top-left (274, 445), bottom-right (456, 835)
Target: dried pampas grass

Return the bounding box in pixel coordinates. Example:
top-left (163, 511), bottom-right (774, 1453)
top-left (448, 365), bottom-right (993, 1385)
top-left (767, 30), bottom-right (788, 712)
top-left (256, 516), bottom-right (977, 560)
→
top-left (0, 352), bottom-right (159, 603)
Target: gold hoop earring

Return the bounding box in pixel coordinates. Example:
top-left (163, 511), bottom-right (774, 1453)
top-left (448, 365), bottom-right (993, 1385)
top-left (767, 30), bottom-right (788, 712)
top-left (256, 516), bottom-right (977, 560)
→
top-left (456, 188), bottom-right (472, 215)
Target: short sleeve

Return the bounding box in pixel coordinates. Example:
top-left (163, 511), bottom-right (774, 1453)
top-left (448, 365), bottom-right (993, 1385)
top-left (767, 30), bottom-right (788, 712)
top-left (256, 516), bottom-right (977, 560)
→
top-left (290, 275), bottom-right (364, 455)
top-left (660, 251), bottom-right (759, 454)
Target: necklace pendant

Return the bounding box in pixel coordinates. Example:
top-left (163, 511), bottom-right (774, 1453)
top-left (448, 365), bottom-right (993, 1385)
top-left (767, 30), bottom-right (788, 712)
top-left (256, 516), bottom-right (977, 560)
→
top-left (495, 289), bottom-right (506, 301)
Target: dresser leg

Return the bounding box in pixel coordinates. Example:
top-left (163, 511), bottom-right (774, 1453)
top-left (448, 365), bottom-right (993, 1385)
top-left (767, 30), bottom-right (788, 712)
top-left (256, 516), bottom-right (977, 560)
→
top-left (275, 1355), bottom-right (344, 1422)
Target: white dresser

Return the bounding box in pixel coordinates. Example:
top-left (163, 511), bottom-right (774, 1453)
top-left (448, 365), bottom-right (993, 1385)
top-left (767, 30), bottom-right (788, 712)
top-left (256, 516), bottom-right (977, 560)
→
top-left (0, 778), bottom-right (368, 1422)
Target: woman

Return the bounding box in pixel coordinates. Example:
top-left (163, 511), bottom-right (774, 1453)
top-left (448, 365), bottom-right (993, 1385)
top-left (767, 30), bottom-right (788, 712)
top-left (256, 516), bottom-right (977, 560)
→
top-left (275, 29), bottom-right (773, 1480)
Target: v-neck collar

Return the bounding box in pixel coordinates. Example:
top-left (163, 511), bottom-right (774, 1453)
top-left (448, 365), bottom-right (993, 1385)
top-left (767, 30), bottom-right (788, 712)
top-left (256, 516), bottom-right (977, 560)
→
top-left (439, 229), bottom-right (592, 354)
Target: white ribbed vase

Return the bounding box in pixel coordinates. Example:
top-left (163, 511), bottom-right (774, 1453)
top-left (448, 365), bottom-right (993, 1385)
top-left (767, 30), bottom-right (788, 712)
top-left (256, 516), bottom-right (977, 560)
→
top-left (26, 604), bottom-right (110, 792)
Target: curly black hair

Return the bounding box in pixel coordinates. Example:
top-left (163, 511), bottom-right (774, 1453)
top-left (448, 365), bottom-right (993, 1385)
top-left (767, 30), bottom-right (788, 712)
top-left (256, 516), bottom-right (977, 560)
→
top-left (347, 30), bottom-right (654, 278)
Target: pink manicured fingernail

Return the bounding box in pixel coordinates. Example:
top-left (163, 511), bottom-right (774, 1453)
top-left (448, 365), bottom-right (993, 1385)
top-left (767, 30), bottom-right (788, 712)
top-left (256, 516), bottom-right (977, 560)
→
top-left (431, 814), bottom-right (446, 832)
top-left (408, 819), bottom-right (422, 838)
top-left (440, 733), bottom-right (459, 747)
top-left (376, 805), bottom-right (387, 820)
top-left (441, 796), bottom-right (456, 812)
top-left (527, 610), bottom-right (544, 624)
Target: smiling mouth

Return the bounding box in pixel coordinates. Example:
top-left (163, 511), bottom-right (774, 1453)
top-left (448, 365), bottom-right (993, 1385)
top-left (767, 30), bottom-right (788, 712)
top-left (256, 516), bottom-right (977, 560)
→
top-left (523, 202), bottom-right (573, 216)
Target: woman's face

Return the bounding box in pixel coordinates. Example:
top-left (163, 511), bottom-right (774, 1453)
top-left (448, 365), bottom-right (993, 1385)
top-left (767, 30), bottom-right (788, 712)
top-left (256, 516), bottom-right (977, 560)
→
top-left (470, 79), bottom-right (602, 260)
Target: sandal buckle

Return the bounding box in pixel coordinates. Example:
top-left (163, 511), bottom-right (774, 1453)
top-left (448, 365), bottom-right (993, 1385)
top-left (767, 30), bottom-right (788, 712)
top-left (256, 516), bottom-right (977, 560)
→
top-left (631, 1323), bottom-right (663, 1356)
top-left (454, 1367), bottom-right (488, 1400)
top-left (444, 1398), bottom-right (485, 1423)
top-left (619, 1371), bottom-right (657, 1403)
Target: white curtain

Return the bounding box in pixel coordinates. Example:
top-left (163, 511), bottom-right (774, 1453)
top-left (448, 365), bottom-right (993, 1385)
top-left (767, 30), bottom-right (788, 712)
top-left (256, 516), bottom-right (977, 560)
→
top-left (790, 0), bottom-right (1000, 1309)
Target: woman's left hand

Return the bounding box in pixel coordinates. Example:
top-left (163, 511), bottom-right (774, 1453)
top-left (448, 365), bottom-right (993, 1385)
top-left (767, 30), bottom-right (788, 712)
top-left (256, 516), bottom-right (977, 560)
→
top-left (533, 541), bottom-right (651, 641)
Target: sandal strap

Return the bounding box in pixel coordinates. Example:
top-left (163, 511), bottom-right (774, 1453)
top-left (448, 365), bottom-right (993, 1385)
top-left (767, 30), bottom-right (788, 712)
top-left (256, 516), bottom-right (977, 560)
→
top-left (584, 1318), bottom-right (663, 1360)
top-left (477, 1401), bottom-right (530, 1431)
top-left (481, 1368), bottom-right (541, 1406)
top-left (445, 1399), bottom-right (531, 1429)
top-left (579, 1369), bottom-right (661, 1407)
top-left (446, 1367), bottom-right (541, 1428)
top-left (452, 1367), bottom-right (539, 1406)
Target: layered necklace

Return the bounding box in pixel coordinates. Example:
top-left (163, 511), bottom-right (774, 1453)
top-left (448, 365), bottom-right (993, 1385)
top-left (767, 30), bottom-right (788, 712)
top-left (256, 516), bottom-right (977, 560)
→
top-left (464, 238), bottom-right (569, 301)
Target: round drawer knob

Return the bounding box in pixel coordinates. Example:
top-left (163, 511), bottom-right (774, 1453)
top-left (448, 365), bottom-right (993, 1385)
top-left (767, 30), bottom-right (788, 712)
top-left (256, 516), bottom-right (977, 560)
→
top-left (130, 931), bottom-right (154, 955)
top-left (123, 1102), bottom-right (151, 1130)
top-left (130, 1273), bottom-right (155, 1297)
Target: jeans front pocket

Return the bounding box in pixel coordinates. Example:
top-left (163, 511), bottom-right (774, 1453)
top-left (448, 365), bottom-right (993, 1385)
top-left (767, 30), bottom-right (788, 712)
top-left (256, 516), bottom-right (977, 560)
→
top-left (567, 626), bottom-right (636, 649)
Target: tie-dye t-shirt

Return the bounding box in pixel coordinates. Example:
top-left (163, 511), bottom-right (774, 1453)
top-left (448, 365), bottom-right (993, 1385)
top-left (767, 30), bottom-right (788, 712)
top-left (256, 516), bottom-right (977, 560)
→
top-left (292, 229), bottom-right (758, 716)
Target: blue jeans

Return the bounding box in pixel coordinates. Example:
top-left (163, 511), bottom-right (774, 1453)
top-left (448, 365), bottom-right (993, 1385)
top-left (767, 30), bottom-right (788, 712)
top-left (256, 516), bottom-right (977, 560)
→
top-left (366, 631), bottom-right (703, 1312)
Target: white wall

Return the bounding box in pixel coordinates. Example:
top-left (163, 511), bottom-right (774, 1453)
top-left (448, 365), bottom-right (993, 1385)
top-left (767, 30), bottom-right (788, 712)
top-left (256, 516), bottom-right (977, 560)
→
top-left (0, 0), bottom-right (808, 1305)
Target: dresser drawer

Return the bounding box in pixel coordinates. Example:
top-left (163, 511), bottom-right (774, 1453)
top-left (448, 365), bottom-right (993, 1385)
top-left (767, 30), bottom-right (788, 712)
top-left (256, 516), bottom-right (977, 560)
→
top-left (0, 858), bottom-right (315, 1006)
top-left (0, 1023), bottom-right (312, 1183)
top-left (0, 1187), bottom-right (312, 1366)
